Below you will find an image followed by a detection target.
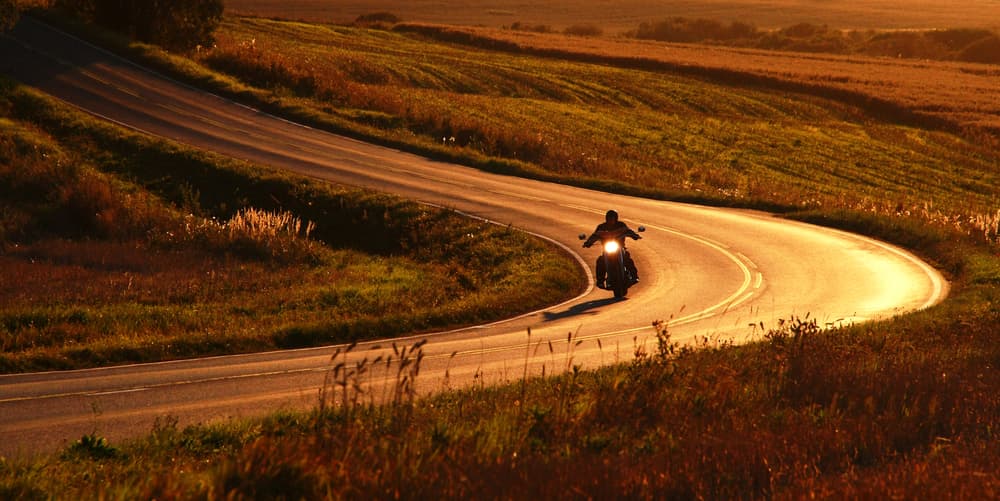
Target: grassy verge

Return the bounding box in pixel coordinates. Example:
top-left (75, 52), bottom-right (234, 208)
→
top-left (0, 79), bottom-right (583, 372)
top-left (2, 232), bottom-right (998, 498)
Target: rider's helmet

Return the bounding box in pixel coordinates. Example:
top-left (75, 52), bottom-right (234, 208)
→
top-left (605, 210), bottom-right (619, 223)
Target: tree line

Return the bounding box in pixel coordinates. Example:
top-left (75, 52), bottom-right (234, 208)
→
top-left (0, 0), bottom-right (223, 52)
top-left (1, 0), bottom-right (17, 31)
top-left (631, 17), bottom-right (1000, 64)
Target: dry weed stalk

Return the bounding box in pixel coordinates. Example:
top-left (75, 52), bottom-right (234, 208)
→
top-left (226, 207), bottom-right (315, 241)
top-left (317, 339), bottom-right (428, 418)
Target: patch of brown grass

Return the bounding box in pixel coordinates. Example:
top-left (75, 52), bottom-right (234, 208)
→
top-left (0, 240), bottom-right (281, 307)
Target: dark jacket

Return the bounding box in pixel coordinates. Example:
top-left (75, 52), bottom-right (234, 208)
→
top-left (584, 221), bottom-right (640, 248)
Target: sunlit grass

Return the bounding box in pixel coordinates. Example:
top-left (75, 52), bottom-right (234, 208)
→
top-left (0, 80), bottom-right (582, 372)
top-left (182, 17), bottom-right (1000, 240)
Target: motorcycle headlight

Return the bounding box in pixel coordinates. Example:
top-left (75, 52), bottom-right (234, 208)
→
top-left (603, 240), bottom-right (620, 253)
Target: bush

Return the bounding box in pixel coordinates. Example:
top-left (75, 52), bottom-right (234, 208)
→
top-left (54, 0), bottom-right (223, 52)
top-left (63, 433), bottom-right (119, 460)
top-left (635, 17), bottom-right (758, 43)
top-left (354, 12), bottom-right (400, 25)
top-left (564, 24), bottom-right (603, 37)
top-left (0, 128), bottom-right (127, 240)
top-left (509, 21), bottom-right (552, 33)
top-left (781, 22), bottom-right (828, 39)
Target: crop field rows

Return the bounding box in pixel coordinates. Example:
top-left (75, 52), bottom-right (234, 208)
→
top-left (198, 17), bottom-right (1000, 236)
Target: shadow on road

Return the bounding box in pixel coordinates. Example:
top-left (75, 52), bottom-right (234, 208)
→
top-left (1, 18), bottom-right (104, 87)
top-left (542, 296), bottom-right (624, 322)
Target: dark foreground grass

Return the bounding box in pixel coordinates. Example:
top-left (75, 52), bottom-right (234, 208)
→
top-left (0, 79), bottom-right (582, 372)
top-left (2, 235), bottom-right (998, 498)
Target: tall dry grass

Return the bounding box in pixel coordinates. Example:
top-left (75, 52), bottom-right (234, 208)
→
top-left (7, 300), bottom-right (999, 499)
top-left (222, 207), bottom-right (319, 262)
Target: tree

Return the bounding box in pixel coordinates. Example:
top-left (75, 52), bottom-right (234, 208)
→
top-left (56, 0), bottom-right (223, 52)
top-left (0, 0), bottom-right (19, 32)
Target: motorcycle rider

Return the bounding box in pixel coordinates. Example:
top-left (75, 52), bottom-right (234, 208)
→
top-left (582, 210), bottom-right (641, 289)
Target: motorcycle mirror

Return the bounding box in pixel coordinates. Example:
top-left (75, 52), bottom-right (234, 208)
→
top-left (578, 233), bottom-right (587, 240)
top-left (638, 226), bottom-right (646, 232)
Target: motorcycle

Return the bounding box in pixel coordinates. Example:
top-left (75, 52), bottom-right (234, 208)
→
top-left (579, 226), bottom-right (645, 298)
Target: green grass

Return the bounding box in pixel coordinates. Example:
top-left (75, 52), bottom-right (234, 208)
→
top-left (4, 10), bottom-right (1000, 498)
top-left (0, 79), bottom-right (583, 372)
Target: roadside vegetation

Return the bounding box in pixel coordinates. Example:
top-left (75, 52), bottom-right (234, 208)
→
top-left (4, 280), bottom-right (1000, 498)
top-left (3, 7), bottom-right (1000, 499)
top-left (0, 80), bottom-right (582, 372)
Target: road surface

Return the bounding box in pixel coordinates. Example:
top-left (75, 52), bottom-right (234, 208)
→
top-left (0, 18), bottom-right (947, 457)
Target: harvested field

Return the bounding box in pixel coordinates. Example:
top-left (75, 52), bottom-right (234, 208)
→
top-left (398, 24), bottom-right (1000, 138)
top-left (226, 0), bottom-right (1000, 32)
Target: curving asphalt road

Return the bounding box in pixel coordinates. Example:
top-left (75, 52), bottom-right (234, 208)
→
top-left (0, 18), bottom-right (947, 457)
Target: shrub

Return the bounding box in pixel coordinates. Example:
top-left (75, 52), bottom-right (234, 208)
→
top-left (781, 22), bottom-right (827, 39)
top-left (63, 433), bottom-right (119, 459)
top-left (354, 12), bottom-right (400, 26)
top-left (0, 125), bottom-right (164, 241)
top-left (509, 21), bottom-right (552, 33)
top-left (564, 24), bottom-right (603, 37)
top-left (635, 17), bottom-right (758, 43)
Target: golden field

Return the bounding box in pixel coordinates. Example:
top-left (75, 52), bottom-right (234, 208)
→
top-left (396, 23), bottom-right (1000, 137)
top-left (227, 0), bottom-right (1000, 32)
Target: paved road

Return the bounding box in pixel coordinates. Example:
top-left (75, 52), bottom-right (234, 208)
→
top-left (0, 18), bottom-right (947, 457)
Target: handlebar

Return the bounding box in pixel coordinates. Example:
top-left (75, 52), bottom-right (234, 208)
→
top-left (581, 227), bottom-right (642, 248)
